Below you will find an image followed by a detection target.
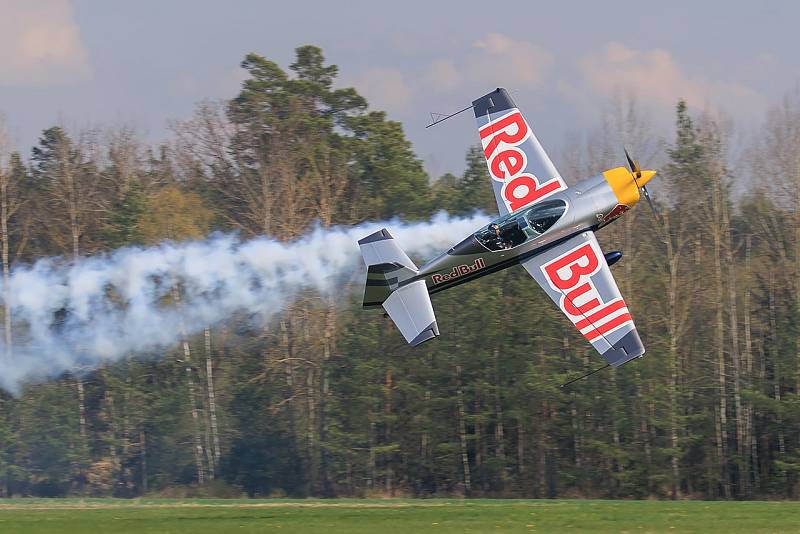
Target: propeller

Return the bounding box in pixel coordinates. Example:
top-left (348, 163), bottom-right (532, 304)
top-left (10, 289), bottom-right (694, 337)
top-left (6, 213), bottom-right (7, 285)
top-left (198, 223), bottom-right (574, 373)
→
top-left (624, 147), bottom-right (660, 224)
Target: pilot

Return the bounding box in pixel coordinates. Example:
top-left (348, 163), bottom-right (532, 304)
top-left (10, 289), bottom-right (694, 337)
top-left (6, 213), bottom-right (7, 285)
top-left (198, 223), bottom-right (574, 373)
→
top-left (490, 223), bottom-right (509, 250)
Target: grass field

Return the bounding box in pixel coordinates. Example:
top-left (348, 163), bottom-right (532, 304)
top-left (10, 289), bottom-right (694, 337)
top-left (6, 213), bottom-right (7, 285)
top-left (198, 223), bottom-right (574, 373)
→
top-left (0, 498), bottom-right (799, 533)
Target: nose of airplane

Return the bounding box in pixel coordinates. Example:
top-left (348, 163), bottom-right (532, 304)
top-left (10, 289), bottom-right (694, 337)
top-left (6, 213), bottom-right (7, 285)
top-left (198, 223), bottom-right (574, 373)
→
top-left (636, 170), bottom-right (656, 188)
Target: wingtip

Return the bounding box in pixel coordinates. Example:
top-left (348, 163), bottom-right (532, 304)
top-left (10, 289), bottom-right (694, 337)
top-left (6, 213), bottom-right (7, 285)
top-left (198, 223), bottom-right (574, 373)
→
top-left (472, 87), bottom-right (515, 117)
top-left (602, 329), bottom-right (645, 367)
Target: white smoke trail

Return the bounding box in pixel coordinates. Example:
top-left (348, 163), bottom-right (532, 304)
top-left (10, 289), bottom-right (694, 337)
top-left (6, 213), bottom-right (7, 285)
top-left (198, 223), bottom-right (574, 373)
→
top-left (0, 212), bottom-right (490, 391)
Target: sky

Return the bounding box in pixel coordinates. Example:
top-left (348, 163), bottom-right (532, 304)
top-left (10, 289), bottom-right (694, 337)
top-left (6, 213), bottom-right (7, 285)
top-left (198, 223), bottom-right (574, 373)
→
top-left (0, 0), bottom-right (796, 177)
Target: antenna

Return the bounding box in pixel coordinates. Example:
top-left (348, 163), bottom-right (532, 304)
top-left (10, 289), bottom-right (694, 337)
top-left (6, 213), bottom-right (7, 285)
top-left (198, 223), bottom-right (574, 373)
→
top-left (560, 348), bottom-right (643, 388)
top-left (426, 104), bottom-right (474, 128)
top-left (560, 363), bottom-right (611, 388)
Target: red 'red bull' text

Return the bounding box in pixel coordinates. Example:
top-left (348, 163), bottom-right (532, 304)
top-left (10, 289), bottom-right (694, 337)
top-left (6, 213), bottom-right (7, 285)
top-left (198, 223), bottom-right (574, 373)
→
top-left (431, 258), bottom-right (486, 285)
top-left (541, 240), bottom-right (633, 342)
top-left (479, 110), bottom-right (566, 211)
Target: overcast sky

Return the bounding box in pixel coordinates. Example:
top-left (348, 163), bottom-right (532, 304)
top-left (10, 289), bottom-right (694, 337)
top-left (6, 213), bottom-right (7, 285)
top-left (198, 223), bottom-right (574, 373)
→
top-left (0, 0), bottom-right (796, 176)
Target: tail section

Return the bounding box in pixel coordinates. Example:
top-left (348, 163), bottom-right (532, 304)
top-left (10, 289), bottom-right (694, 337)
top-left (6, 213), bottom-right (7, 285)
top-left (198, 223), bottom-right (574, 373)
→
top-left (362, 262), bottom-right (416, 308)
top-left (358, 229), bottom-right (439, 347)
top-left (359, 228), bottom-right (419, 308)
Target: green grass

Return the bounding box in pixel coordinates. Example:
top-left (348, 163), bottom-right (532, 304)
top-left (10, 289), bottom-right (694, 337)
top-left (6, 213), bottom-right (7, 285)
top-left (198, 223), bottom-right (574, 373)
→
top-left (1, 498), bottom-right (799, 533)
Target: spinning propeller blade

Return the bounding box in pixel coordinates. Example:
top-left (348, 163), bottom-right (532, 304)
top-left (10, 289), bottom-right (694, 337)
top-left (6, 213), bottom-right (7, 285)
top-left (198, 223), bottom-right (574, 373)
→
top-left (624, 148), bottom-right (640, 177)
top-left (624, 147), bottom-right (660, 224)
top-left (641, 184), bottom-right (660, 224)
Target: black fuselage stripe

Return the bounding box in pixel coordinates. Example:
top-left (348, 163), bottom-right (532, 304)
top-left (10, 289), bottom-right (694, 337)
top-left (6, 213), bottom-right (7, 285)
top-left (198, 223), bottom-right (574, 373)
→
top-left (422, 228), bottom-right (595, 295)
top-left (369, 263), bottom-right (402, 274)
top-left (365, 277), bottom-right (397, 287)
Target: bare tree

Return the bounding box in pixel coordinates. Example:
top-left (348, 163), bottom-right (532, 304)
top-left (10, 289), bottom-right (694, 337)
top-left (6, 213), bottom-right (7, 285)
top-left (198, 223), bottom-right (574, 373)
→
top-left (203, 326), bottom-right (221, 475)
top-left (171, 284), bottom-right (207, 485)
top-left (0, 116), bottom-right (17, 362)
top-left (754, 90), bottom-right (800, 396)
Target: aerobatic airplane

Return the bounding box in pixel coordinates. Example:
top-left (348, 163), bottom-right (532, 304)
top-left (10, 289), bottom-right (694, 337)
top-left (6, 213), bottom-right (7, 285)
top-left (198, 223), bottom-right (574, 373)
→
top-left (358, 88), bottom-right (656, 369)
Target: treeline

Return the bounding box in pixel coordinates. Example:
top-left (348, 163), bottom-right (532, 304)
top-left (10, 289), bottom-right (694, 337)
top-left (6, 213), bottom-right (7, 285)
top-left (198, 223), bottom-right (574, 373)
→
top-left (0, 46), bottom-right (799, 500)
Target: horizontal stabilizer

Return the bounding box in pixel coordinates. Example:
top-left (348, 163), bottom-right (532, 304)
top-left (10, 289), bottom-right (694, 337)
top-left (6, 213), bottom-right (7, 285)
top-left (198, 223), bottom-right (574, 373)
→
top-left (383, 280), bottom-right (439, 346)
top-left (358, 228), bottom-right (439, 345)
top-left (358, 229), bottom-right (417, 270)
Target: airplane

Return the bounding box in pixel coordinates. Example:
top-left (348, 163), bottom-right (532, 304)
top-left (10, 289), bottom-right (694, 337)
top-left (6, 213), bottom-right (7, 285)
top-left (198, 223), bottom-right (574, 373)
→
top-left (358, 88), bottom-right (656, 370)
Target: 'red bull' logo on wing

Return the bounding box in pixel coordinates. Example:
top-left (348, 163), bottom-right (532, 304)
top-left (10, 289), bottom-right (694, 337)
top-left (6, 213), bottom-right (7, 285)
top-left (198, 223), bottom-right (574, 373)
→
top-left (431, 258), bottom-right (486, 285)
top-left (540, 240), bottom-right (633, 342)
top-left (479, 109), bottom-right (566, 212)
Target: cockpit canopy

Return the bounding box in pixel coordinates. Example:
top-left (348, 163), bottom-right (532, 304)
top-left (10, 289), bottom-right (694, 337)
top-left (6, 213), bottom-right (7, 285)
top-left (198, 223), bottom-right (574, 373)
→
top-left (475, 199), bottom-right (567, 251)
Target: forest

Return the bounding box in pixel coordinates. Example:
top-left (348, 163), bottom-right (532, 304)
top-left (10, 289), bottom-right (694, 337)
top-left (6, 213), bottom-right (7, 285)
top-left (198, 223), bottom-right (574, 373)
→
top-left (0, 45), bottom-right (799, 501)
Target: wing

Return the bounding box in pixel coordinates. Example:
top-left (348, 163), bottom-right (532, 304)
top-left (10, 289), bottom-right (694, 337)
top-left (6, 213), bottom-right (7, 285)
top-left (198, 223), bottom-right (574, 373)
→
top-left (472, 88), bottom-right (567, 216)
top-left (520, 231), bottom-right (644, 367)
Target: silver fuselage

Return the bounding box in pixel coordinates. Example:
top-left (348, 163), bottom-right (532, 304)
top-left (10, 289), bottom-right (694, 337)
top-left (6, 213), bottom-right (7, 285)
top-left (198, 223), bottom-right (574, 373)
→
top-left (416, 173), bottom-right (623, 294)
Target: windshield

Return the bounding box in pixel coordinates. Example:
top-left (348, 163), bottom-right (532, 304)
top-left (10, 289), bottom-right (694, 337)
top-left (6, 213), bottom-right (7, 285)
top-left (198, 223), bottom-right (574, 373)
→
top-left (475, 199), bottom-right (567, 251)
